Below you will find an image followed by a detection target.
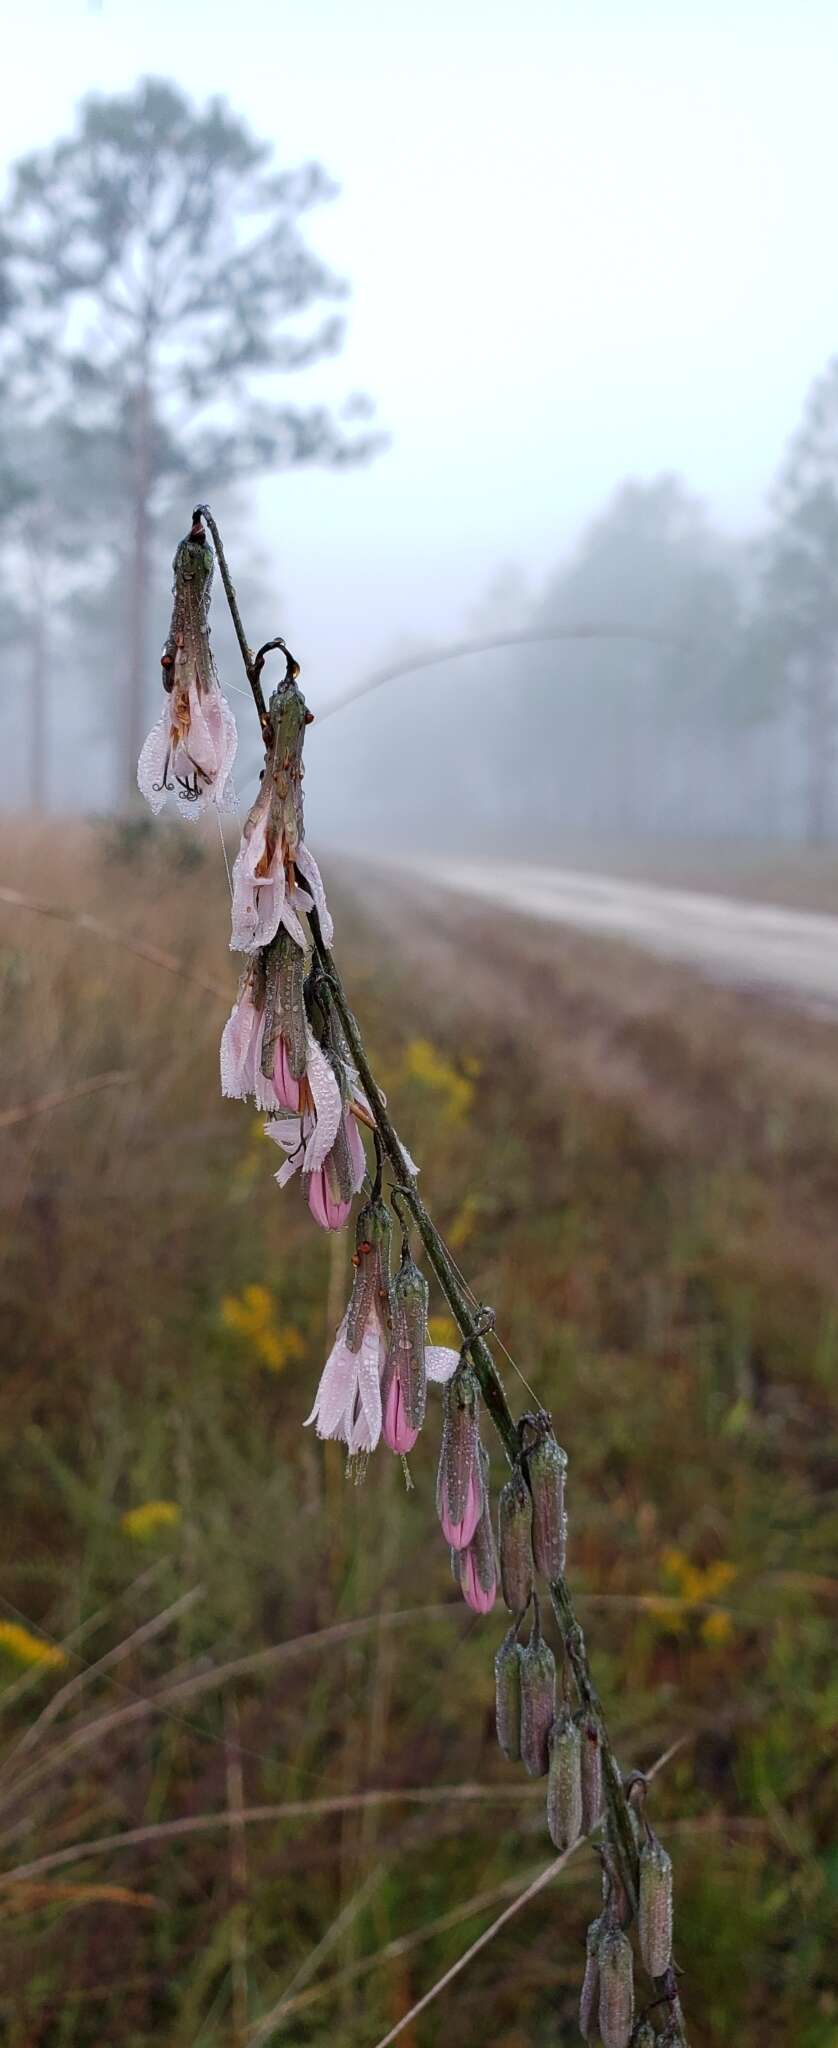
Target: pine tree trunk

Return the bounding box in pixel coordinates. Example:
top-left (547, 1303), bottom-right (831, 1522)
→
top-left (805, 659), bottom-right (835, 845)
top-left (26, 534), bottom-right (47, 812)
top-left (125, 370), bottom-right (151, 804)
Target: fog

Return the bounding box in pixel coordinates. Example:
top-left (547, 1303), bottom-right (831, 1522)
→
top-left (3, 0), bottom-right (838, 848)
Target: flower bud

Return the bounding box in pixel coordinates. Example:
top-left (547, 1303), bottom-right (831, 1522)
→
top-left (547, 1706), bottom-right (582, 1850)
top-left (437, 1363), bottom-right (482, 1548)
top-left (629, 2023), bottom-right (656, 2048)
top-left (527, 1427), bottom-right (568, 1580)
top-left (519, 1609), bottom-right (556, 1777)
top-left (579, 1915), bottom-right (603, 2043)
top-left (498, 1467), bottom-right (533, 1615)
top-left (390, 1251), bottom-right (429, 1431)
top-left (453, 1449), bottom-right (497, 1614)
top-left (598, 1924), bottom-right (635, 2048)
top-left (494, 1629), bottom-right (523, 1761)
top-left (346, 1200), bottom-right (391, 1350)
top-left (638, 1833), bottom-right (673, 1978)
top-left (579, 1714), bottom-right (604, 1831)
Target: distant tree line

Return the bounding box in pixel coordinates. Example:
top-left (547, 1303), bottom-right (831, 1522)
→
top-left (0, 76), bottom-right (379, 808)
top-left (320, 417), bottom-right (838, 850)
top-left (3, 77), bottom-right (838, 842)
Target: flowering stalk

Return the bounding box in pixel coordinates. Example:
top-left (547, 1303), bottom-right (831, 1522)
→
top-left (179, 506), bottom-right (690, 2048)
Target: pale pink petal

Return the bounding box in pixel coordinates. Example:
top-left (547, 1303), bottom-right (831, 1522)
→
top-left (230, 814), bottom-right (285, 953)
top-left (348, 1318), bottom-right (384, 1451)
top-left (302, 1035), bottom-right (343, 1173)
top-left (295, 844), bottom-right (334, 946)
top-left (272, 1040), bottom-right (301, 1113)
top-left (438, 1463), bottom-right (483, 1550)
top-left (382, 1372), bottom-right (419, 1454)
top-left (425, 1346), bottom-right (461, 1384)
top-left (458, 1546), bottom-right (497, 1615)
top-left (277, 889), bottom-right (310, 951)
top-left (306, 1165), bottom-right (352, 1231)
top-left (305, 1317), bottom-right (356, 1437)
top-left (137, 709), bottom-right (173, 814)
top-left (219, 992), bottom-right (260, 1100)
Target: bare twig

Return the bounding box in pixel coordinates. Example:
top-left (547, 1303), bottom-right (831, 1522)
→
top-left (0, 1069), bottom-right (134, 1131)
top-left (0, 885), bottom-right (229, 1001)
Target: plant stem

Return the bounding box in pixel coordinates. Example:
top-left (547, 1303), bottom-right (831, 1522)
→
top-left (204, 507), bottom-right (688, 2045)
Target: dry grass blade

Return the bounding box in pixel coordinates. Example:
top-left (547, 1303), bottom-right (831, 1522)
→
top-left (0, 1785), bottom-right (544, 1889)
top-left (0, 1881), bottom-right (159, 1915)
top-left (0, 884), bottom-right (229, 1001)
top-left (3, 1586), bottom-right (205, 1767)
top-left (370, 1852), bottom-right (572, 2048)
top-left (0, 1070), bottom-right (134, 1129)
top-left (247, 1865), bottom-right (387, 2047)
top-left (0, 1604), bottom-right (465, 1822)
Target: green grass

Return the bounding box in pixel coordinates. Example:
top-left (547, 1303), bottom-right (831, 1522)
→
top-left (0, 821), bottom-right (835, 2046)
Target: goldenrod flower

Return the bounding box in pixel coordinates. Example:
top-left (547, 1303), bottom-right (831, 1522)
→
top-left (121, 1501), bottom-right (181, 1541)
top-left (0, 1622), bottom-right (66, 1670)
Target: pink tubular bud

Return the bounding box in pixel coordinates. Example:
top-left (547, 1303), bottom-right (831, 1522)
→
top-left (498, 1466), bottom-right (534, 1614)
top-left (519, 1605), bottom-right (556, 1777)
top-left (306, 1164), bottom-right (352, 1231)
top-left (436, 1362), bottom-right (482, 1548)
top-left (381, 1366), bottom-right (419, 1455)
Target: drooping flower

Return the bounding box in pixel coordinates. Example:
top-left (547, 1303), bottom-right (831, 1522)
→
top-left (138, 518), bottom-right (237, 817)
top-left (305, 1201), bottom-right (393, 1450)
top-left (452, 1448), bottom-right (498, 1613)
top-left (229, 674), bottom-right (333, 956)
top-left (381, 1245), bottom-right (459, 1453)
top-left (436, 1359), bottom-right (483, 1548)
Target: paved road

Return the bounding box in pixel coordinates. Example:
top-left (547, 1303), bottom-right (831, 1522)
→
top-left (410, 860), bottom-right (838, 1015)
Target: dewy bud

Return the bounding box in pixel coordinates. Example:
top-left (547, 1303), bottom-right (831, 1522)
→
top-left (436, 1362), bottom-right (482, 1548)
top-left (498, 1467), bottom-right (533, 1615)
top-left (453, 1447), bottom-right (497, 1614)
top-left (579, 1915), bottom-right (604, 2043)
top-left (547, 1706), bottom-right (582, 1850)
top-left (494, 1629), bottom-right (523, 1761)
top-left (579, 1713), bottom-right (604, 1831)
top-left (598, 1924), bottom-right (635, 2048)
top-left (390, 1250), bottom-right (429, 1431)
top-left (638, 1832), bottom-right (673, 1978)
top-left (527, 1426), bottom-right (568, 1580)
top-left (346, 1200), bottom-right (391, 1351)
top-left (629, 2023), bottom-right (656, 2048)
top-left (519, 1606), bottom-right (556, 1777)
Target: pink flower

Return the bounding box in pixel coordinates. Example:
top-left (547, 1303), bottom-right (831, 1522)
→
top-left (437, 1462), bottom-right (484, 1549)
top-left (306, 1108), bottom-right (367, 1229)
top-left (382, 1369), bottom-right (419, 1455)
top-left (220, 984), bottom-right (303, 1113)
top-left (382, 1338), bottom-right (460, 1456)
top-left (138, 678), bottom-right (237, 818)
top-left (453, 1454), bottom-right (498, 1614)
top-left (229, 787), bottom-right (333, 957)
top-left (306, 1201), bottom-right (393, 1450)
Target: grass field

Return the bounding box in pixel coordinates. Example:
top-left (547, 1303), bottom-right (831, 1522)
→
top-left (0, 820), bottom-right (835, 2047)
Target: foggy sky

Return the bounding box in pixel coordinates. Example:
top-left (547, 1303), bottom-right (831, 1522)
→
top-left (3, 0), bottom-right (838, 723)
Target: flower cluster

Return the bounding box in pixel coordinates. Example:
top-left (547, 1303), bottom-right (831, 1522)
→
top-left (306, 1200), bottom-right (460, 1461)
top-left (138, 518), bottom-right (237, 817)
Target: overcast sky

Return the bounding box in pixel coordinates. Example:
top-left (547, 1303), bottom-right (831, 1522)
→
top-left (4, 0), bottom-right (838, 715)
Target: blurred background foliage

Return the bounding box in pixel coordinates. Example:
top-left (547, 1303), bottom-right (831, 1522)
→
top-left (0, 825), bottom-right (834, 2044)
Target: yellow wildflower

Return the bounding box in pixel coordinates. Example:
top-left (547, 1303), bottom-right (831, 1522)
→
top-left (0, 1622), bottom-right (67, 1670)
top-left (220, 1284), bottom-right (304, 1374)
top-left (701, 1609), bottom-right (734, 1648)
top-left (121, 1501), bottom-right (181, 1541)
top-left (401, 1039), bottom-right (475, 1126)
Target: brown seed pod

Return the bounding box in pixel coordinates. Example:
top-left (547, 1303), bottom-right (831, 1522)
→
top-left (527, 1427), bottom-right (568, 1580)
top-left (547, 1706), bottom-right (583, 1850)
top-left (579, 1914), bottom-right (604, 2043)
top-left (494, 1628), bottom-right (523, 1761)
top-left (519, 1607), bottom-right (556, 1777)
top-left (498, 1467), bottom-right (534, 1614)
top-left (579, 1713), bottom-right (604, 1831)
top-left (639, 1832), bottom-right (673, 1978)
top-left (598, 1923), bottom-right (635, 2048)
